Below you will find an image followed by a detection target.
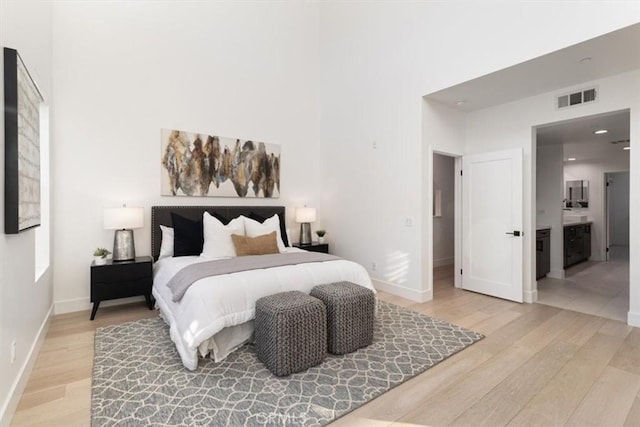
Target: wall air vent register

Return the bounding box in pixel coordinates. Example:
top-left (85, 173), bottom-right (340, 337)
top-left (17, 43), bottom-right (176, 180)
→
top-left (556, 87), bottom-right (597, 109)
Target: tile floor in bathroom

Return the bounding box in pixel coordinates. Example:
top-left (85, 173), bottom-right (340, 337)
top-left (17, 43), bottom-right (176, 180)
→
top-left (537, 245), bottom-right (629, 321)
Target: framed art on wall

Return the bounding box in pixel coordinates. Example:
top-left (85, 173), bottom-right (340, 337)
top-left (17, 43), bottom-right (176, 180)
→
top-left (4, 47), bottom-right (44, 234)
top-left (161, 129), bottom-right (281, 198)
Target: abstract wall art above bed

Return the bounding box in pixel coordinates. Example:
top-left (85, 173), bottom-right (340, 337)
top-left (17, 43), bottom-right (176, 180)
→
top-left (161, 129), bottom-right (281, 198)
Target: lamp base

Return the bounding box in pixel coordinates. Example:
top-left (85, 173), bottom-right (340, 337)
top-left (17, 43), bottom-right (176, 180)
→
top-left (113, 229), bottom-right (136, 262)
top-left (299, 223), bottom-right (312, 245)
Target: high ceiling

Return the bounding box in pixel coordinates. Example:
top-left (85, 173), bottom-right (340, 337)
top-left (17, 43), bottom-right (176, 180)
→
top-left (426, 23), bottom-right (640, 111)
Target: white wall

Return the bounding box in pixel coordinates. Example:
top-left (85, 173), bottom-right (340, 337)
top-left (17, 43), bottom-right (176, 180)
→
top-left (464, 70), bottom-right (639, 308)
top-left (47, 3), bottom-right (640, 313)
top-left (432, 154), bottom-right (455, 267)
top-left (318, 0), bottom-right (639, 300)
top-left (609, 171), bottom-right (630, 246)
top-left (51, 2), bottom-right (322, 313)
top-left (564, 152), bottom-right (630, 260)
top-left (0, 1), bottom-right (53, 424)
top-left (536, 144), bottom-right (564, 277)
top-left (422, 101), bottom-right (466, 295)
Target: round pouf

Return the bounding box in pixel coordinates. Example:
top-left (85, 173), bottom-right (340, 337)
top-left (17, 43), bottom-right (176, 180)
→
top-left (310, 282), bottom-right (375, 355)
top-left (255, 291), bottom-right (327, 377)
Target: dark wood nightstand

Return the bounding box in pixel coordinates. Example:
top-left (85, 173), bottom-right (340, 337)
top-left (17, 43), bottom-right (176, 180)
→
top-left (293, 242), bottom-right (329, 254)
top-left (90, 256), bottom-right (154, 320)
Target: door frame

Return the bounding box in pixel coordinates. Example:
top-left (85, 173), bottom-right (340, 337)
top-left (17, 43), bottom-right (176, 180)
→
top-left (604, 170), bottom-right (631, 261)
top-left (605, 172), bottom-right (612, 261)
top-left (429, 147), bottom-right (524, 300)
top-left (530, 109), bottom-right (632, 301)
top-left (427, 148), bottom-right (463, 298)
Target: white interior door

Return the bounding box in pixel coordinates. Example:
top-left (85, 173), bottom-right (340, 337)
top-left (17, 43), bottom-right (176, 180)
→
top-left (462, 148), bottom-right (523, 302)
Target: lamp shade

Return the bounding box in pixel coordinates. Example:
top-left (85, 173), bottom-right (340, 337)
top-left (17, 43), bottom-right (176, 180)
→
top-left (295, 207), bottom-right (316, 223)
top-left (104, 207), bottom-right (144, 230)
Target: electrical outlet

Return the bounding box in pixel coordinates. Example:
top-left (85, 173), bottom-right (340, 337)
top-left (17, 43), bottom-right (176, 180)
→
top-left (372, 141), bottom-right (377, 149)
top-left (405, 217), bottom-right (414, 227)
top-left (10, 340), bottom-right (16, 364)
top-left (371, 262), bottom-right (377, 272)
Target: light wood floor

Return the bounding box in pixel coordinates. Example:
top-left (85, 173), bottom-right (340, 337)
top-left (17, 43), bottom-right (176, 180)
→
top-left (11, 268), bottom-right (640, 426)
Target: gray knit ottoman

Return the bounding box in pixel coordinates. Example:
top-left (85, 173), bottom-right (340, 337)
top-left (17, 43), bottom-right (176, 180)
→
top-left (254, 291), bottom-right (327, 377)
top-left (310, 282), bottom-right (375, 355)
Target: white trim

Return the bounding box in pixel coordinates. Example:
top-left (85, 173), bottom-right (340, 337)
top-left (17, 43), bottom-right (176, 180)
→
top-left (547, 269), bottom-right (565, 280)
top-left (523, 289), bottom-right (538, 303)
top-left (0, 304), bottom-right (53, 427)
top-left (372, 278), bottom-right (433, 303)
top-left (433, 257), bottom-right (454, 268)
top-left (628, 311), bottom-right (640, 328)
top-left (54, 296), bottom-right (146, 315)
top-left (454, 156), bottom-right (463, 288)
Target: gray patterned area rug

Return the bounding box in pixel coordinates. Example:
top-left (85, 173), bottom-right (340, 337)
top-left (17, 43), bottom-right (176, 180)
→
top-left (92, 301), bottom-right (483, 426)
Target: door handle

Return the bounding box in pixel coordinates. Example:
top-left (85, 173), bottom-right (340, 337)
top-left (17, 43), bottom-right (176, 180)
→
top-left (506, 231), bottom-right (521, 236)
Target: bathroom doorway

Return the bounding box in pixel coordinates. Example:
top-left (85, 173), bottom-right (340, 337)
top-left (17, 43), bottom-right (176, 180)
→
top-left (535, 110), bottom-right (630, 321)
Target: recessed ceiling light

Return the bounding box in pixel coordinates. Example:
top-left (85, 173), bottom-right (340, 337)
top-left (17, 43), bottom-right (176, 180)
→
top-left (567, 157), bottom-right (577, 161)
top-left (455, 100), bottom-right (466, 106)
top-left (623, 146), bottom-right (631, 151)
top-left (579, 57), bottom-right (592, 63)
top-left (593, 129), bottom-right (608, 134)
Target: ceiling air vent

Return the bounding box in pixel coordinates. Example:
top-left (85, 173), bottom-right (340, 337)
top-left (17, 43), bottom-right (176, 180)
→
top-left (557, 87), bottom-right (597, 109)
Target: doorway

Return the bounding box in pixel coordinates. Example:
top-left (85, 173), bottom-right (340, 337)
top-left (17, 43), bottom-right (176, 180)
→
top-left (535, 110), bottom-right (630, 321)
top-left (432, 152), bottom-right (456, 297)
top-left (606, 171), bottom-right (630, 262)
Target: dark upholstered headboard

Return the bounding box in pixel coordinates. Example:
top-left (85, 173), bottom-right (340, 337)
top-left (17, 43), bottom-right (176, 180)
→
top-left (151, 205), bottom-right (287, 261)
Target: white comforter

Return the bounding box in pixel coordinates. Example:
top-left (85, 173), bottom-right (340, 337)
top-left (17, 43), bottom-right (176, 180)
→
top-left (152, 248), bottom-right (374, 370)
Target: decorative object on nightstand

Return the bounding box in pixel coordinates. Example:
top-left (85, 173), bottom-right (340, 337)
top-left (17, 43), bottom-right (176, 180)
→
top-left (295, 206), bottom-right (316, 245)
top-left (315, 229), bottom-right (326, 244)
top-left (90, 255), bottom-right (153, 320)
top-left (293, 242), bottom-right (329, 254)
top-left (93, 247), bottom-right (111, 266)
top-left (104, 206), bottom-right (144, 261)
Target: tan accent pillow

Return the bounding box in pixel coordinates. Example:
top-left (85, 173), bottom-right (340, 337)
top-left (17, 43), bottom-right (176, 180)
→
top-left (231, 231), bottom-right (279, 256)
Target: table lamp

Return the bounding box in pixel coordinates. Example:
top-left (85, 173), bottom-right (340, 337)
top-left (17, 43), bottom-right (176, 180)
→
top-left (295, 207), bottom-right (316, 245)
top-left (104, 207), bottom-right (144, 262)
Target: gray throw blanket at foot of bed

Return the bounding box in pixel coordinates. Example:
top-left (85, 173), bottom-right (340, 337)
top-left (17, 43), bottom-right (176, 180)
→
top-left (168, 252), bottom-right (341, 301)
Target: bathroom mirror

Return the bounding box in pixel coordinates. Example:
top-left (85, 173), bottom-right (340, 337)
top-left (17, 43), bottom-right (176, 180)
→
top-left (565, 179), bottom-right (589, 208)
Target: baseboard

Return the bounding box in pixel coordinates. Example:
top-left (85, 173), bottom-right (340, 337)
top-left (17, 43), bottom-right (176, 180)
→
top-left (55, 295), bottom-right (145, 315)
top-left (523, 289), bottom-right (538, 303)
top-left (628, 311), bottom-right (640, 328)
top-left (547, 269), bottom-right (565, 280)
top-left (433, 257), bottom-right (454, 268)
top-left (372, 278), bottom-right (433, 303)
top-left (0, 304), bottom-right (53, 427)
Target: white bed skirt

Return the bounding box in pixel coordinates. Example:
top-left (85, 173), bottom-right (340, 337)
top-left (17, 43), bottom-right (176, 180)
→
top-left (152, 250), bottom-right (375, 370)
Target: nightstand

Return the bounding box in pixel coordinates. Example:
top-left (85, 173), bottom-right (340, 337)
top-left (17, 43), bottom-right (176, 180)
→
top-left (90, 256), bottom-right (154, 320)
top-left (293, 242), bottom-right (329, 254)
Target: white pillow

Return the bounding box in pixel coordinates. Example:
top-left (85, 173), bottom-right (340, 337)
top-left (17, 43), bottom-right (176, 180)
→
top-left (243, 214), bottom-right (286, 253)
top-left (159, 225), bottom-right (174, 259)
top-left (201, 212), bottom-right (245, 258)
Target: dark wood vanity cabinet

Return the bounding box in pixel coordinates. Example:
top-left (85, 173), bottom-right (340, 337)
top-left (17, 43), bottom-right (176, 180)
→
top-left (564, 223), bottom-right (591, 268)
top-left (536, 228), bottom-right (551, 280)
top-left (536, 229), bottom-right (551, 280)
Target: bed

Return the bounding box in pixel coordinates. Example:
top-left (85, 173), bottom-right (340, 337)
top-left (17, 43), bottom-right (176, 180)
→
top-left (151, 206), bottom-right (375, 370)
